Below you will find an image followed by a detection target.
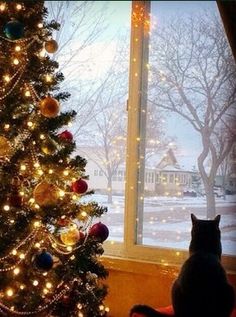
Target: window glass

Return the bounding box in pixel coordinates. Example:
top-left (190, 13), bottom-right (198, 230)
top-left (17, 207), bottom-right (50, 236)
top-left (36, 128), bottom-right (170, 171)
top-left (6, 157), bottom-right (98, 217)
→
top-left (47, 1), bottom-right (131, 243)
top-left (139, 1), bottom-right (236, 256)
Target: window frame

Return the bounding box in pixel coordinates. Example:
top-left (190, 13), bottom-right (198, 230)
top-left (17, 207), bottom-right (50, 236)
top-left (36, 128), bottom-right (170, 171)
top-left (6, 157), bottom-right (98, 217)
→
top-left (104, 0), bottom-right (236, 272)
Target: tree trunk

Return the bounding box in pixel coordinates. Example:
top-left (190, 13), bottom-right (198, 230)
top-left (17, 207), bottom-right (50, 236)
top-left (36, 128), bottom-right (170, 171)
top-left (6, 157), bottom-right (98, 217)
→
top-left (107, 177), bottom-right (113, 204)
top-left (204, 183), bottom-right (216, 219)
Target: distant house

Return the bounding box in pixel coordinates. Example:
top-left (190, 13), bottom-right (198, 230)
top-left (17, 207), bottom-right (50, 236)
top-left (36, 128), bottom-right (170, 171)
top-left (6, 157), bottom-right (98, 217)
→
top-left (77, 147), bottom-right (196, 197)
top-left (154, 149), bottom-right (193, 196)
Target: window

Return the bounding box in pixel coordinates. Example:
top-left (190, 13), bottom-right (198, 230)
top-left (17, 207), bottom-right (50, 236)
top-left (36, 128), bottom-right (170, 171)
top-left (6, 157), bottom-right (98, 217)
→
top-left (47, 1), bottom-right (131, 244)
top-left (133, 0), bottom-right (236, 264)
top-left (48, 1), bottom-right (236, 268)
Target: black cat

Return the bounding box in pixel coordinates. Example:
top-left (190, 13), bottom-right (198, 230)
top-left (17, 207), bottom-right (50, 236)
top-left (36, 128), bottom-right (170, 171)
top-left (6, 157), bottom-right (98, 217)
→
top-left (130, 214), bottom-right (235, 317)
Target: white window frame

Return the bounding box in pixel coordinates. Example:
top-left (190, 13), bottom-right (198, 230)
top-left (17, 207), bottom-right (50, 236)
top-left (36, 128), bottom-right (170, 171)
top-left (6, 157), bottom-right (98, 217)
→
top-left (104, 0), bottom-right (235, 271)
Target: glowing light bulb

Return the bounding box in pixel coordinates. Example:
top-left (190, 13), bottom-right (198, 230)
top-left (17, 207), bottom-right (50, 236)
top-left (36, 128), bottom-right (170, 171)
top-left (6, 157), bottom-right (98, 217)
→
top-left (38, 23), bottom-right (43, 28)
top-left (6, 288), bottom-right (14, 297)
top-left (77, 303), bottom-right (82, 309)
top-left (81, 211), bottom-right (87, 218)
top-left (19, 253), bottom-right (25, 260)
top-left (48, 169), bottom-right (53, 174)
top-left (35, 242), bottom-right (40, 248)
top-left (15, 45), bottom-right (21, 52)
top-left (45, 74), bottom-right (52, 82)
top-left (0, 3), bottom-right (6, 11)
top-left (13, 58), bottom-right (19, 65)
top-left (25, 90), bottom-right (31, 97)
top-left (63, 170), bottom-right (69, 176)
top-left (66, 246), bottom-right (72, 252)
top-left (43, 288), bottom-right (48, 294)
top-left (46, 282), bottom-right (52, 289)
top-left (16, 3), bottom-right (22, 10)
top-left (4, 124), bottom-right (10, 130)
top-left (58, 190), bottom-right (65, 197)
top-left (3, 74), bottom-right (10, 82)
top-left (27, 121), bottom-right (33, 128)
top-left (20, 164), bottom-right (26, 171)
top-left (33, 280), bottom-right (39, 286)
top-left (12, 249), bottom-right (17, 256)
top-left (13, 267), bottom-right (20, 275)
top-left (40, 134), bottom-right (45, 140)
top-left (37, 170), bottom-right (43, 176)
top-left (3, 205), bottom-right (10, 211)
top-left (99, 305), bottom-right (104, 311)
top-left (20, 284), bottom-right (25, 290)
top-left (33, 221), bottom-right (41, 228)
top-left (34, 162), bottom-right (40, 168)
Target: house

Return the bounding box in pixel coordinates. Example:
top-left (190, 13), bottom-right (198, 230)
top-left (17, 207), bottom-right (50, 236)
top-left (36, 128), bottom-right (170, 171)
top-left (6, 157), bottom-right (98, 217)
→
top-left (77, 147), bottom-right (195, 197)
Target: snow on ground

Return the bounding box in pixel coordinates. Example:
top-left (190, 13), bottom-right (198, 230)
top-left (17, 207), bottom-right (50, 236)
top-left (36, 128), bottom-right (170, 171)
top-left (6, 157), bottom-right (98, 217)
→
top-left (82, 194), bottom-right (236, 256)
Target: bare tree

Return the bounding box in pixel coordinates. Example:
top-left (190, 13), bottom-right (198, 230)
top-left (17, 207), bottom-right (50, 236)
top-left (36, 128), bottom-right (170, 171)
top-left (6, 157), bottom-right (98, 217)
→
top-left (148, 13), bottom-right (236, 218)
top-left (45, 1), bottom-right (110, 138)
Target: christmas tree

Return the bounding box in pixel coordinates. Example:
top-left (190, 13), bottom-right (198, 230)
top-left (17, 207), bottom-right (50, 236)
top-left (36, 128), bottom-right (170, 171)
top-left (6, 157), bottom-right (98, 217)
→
top-left (0, 1), bottom-right (109, 316)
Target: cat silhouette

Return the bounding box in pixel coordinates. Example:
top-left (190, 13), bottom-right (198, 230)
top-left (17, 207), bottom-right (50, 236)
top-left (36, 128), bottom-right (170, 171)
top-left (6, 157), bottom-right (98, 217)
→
top-left (130, 214), bottom-right (235, 317)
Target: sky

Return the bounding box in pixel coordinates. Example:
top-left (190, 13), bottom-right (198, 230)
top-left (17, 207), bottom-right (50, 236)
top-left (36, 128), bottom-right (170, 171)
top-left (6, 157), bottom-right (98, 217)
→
top-left (46, 1), bottom-right (225, 171)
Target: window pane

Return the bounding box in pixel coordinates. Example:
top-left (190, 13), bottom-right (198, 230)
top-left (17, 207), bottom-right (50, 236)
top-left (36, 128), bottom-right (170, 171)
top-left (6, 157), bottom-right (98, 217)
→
top-left (47, 1), bottom-right (131, 243)
top-left (138, 1), bottom-right (236, 256)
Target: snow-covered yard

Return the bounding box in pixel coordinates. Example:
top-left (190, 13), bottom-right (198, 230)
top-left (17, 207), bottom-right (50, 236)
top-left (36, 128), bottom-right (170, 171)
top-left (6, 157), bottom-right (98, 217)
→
top-left (83, 194), bottom-right (236, 256)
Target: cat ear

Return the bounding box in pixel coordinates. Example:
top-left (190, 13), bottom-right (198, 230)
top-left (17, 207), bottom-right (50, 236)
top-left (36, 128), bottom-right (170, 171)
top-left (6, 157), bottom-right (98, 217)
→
top-left (191, 213), bottom-right (197, 223)
top-left (214, 214), bottom-right (221, 225)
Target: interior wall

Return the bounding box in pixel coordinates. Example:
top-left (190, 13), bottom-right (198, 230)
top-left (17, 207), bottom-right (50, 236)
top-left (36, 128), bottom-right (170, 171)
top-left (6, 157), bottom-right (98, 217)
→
top-left (102, 257), bottom-right (236, 317)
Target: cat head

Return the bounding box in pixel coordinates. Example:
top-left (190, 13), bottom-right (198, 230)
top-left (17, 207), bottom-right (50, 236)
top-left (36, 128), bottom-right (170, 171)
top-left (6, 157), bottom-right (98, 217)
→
top-left (189, 214), bottom-right (222, 258)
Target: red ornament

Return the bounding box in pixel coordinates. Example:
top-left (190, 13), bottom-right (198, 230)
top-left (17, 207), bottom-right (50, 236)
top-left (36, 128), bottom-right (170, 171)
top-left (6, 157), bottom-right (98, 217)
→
top-left (71, 179), bottom-right (88, 194)
top-left (58, 130), bottom-right (73, 142)
top-left (89, 222), bottom-right (109, 242)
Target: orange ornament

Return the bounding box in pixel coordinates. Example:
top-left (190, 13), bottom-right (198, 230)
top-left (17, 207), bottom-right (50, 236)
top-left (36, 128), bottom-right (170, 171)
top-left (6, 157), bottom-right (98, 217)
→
top-left (60, 227), bottom-right (81, 246)
top-left (45, 39), bottom-right (58, 54)
top-left (33, 180), bottom-right (59, 206)
top-left (39, 96), bottom-right (60, 118)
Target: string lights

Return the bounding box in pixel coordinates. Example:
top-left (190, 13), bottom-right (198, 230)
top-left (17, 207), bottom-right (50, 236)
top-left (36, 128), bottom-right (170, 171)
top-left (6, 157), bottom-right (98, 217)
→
top-left (0, 2), bottom-right (109, 315)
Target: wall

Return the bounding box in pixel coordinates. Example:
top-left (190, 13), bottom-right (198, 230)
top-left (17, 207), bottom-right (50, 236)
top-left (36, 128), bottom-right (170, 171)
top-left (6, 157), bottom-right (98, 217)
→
top-left (102, 257), bottom-right (236, 317)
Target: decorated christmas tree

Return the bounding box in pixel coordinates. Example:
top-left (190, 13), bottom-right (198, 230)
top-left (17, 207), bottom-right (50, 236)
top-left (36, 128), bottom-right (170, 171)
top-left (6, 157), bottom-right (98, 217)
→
top-left (0, 1), bottom-right (109, 316)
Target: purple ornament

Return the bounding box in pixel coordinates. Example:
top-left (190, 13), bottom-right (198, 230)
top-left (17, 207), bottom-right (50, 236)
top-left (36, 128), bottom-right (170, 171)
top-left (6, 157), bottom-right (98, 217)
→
top-left (89, 222), bottom-right (109, 242)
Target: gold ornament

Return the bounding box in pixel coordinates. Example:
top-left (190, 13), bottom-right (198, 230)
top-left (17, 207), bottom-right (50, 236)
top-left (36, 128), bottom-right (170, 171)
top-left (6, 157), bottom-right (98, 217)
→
top-left (0, 136), bottom-right (12, 157)
top-left (60, 227), bottom-right (81, 246)
top-left (41, 138), bottom-right (57, 155)
top-left (33, 180), bottom-right (59, 206)
top-left (45, 39), bottom-right (58, 54)
top-left (39, 96), bottom-right (60, 118)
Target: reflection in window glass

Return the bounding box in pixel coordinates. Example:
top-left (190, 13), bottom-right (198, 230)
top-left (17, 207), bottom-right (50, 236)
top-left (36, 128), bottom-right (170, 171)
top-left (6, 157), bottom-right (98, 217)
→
top-left (140, 1), bottom-right (236, 256)
top-left (47, 1), bottom-right (131, 243)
